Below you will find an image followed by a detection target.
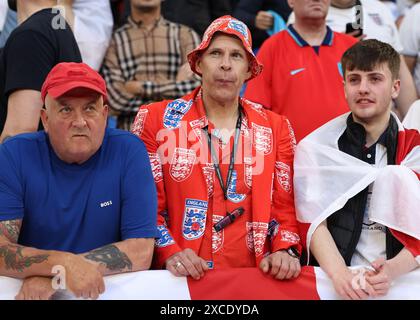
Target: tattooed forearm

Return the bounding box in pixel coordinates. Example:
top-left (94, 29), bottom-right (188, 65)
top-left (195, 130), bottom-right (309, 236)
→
top-left (0, 244), bottom-right (49, 272)
top-left (0, 220), bottom-right (22, 243)
top-left (84, 245), bottom-right (133, 272)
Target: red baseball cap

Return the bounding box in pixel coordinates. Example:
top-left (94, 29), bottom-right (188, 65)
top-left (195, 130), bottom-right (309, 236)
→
top-left (41, 62), bottom-right (107, 102)
top-left (187, 15), bottom-right (263, 81)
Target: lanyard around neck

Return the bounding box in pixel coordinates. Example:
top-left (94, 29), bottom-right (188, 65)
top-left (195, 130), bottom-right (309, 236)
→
top-left (204, 110), bottom-right (242, 200)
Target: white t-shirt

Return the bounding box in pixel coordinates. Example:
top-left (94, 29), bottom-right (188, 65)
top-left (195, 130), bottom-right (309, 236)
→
top-left (397, 0), bottom-right (416, 15)
top-left (351, 144), bottom-right (388, 267)
top-left (288, 0), bottom-right (403, 52)
top-left (399, 3), bottom-right (420, 95)
top-left (73, 0), bottom-right (114, 70)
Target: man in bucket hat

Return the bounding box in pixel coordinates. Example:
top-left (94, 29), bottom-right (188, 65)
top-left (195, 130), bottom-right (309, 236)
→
top-left (132, 16), bottom-right (302, 280)
top-left (0, 62), bottom-right (158, 300)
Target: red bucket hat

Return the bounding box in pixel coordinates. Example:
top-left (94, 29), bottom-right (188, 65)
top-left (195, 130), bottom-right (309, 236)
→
top-left (41, 62), bottom-right (107, 103)
top-left (187, 15), bottom-right (263, 81)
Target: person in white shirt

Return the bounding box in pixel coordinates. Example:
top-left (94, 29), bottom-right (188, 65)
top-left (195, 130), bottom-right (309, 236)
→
top-left (0, 1), bottom-right (8, 30)
top-left (402, 100), bottom-right (420, 131)
top-left (397, 0), bottom-right (419, 15)
top-left (59, 0), bottom-right (114, 70)
top-left (399, 3), bottom-right (420, 96)
top-left (380, 0), bottom-right (400, 21)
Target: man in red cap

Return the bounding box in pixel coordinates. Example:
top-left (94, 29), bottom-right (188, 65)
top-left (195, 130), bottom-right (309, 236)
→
top-left (132, 16), bottom-right (302, 280)
top-left (0, 62), bottom-right (158, 300)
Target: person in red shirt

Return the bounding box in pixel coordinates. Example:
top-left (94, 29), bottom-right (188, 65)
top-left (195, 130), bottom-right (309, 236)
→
top-left (245, 0), bottom-right (358, 142)
top-left (132, 15), bottom-right (302, 280)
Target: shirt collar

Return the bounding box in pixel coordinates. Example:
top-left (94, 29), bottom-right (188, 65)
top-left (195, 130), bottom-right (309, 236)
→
top-left (346, 114), bottom-right (397, 148)
top-left (287, 24), bottom-right (334, 47)
top-left (127, 15), bottom-right (164, 29)
top-left (190, 88), bottom-right (248, 132)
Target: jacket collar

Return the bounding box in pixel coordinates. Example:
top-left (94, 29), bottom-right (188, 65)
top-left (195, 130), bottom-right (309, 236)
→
top-left (340, 113), bottom-right (398, 164)
top-left (180, 88), bottom-right (276, 262)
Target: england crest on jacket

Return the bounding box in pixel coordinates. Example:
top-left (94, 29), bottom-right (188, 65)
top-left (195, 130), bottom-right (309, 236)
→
top-left (182, 199), bottom-right (208, 240)
top-left (227, 170), bottom-right (247, 203)
top-left (246, 222), bottom-right (268, 257)
top-left (132, 108), bottom-right (148, 137)
top-left (202, 163), bottom-right (215, 197)
top-left (170, 148), bottom-right (196, 182)
top-left (148, 152), bottom-right (163, 183)
top-left (243, 99), bottom-right (267, 120)
top-left (252, 123), bottom-right (273, 155)
top-left (244, 157), bottom-right (252, 189)
top-left (156, 225), bottom-right (175, 248)
top-left (190, 116), bottom-right (207, 143)
top-left (212, 215), bottom-right (224, 252)
top-left (163, 98), bottom-right (193, 129)
top-left (275, 161), bottom-right (291, 193)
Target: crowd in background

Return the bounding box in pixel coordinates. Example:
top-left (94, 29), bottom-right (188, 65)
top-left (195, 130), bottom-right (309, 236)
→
top-left (1, 0), bottom-right (419, 136)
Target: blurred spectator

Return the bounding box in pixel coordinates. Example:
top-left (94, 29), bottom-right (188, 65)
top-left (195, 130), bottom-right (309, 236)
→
top-left (397, 0), bottom-right (418, 15)
top-left (399, 2), bottom-right (420, 95)
top-left (118, 0), bottom-right (233, 37)
top-left (59, 0), bottom-right (113, 70)
top-left (102, 0), bottom-right (201, 130)
top-left (289, 0), bottom-right (418, 118)
top-left (0, 9), bottom-right (17, 48)
top-left (0, 1), bottom-right (7, 30)
top-left (245, 0), bottom-right (357, 142)
top-left (234, 0), bottom-right (292, 50)
top-left (110, 0), bottom-right (126, 27)
top-left (381, 0), bottom-right (400, 21)
top-left (161, 0), bottom-right (232, 37)
top-left (395, 0), bottom-right (420, 27)
top-left (0, 1), bottom-right (113, 70)
top-left (402, 100), bottom-right (420, 130)
top-left (0, 0), bottom-right (82, 142)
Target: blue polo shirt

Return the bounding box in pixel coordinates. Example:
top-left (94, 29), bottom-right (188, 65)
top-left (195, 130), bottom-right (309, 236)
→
top-left (0, 128), bottom-right (157, 254)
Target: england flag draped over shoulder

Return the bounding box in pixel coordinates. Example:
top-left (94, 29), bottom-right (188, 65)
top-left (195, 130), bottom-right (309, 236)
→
top-left (294, 112), bottom-right (420, 264)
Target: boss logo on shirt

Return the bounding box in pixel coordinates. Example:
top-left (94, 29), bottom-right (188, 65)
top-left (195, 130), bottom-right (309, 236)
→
top-left (100, 200), bottom-right (113, 208)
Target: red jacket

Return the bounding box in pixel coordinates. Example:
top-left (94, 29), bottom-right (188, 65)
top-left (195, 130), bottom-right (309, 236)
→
top-left (133, 87), bottom-right (302, 268)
